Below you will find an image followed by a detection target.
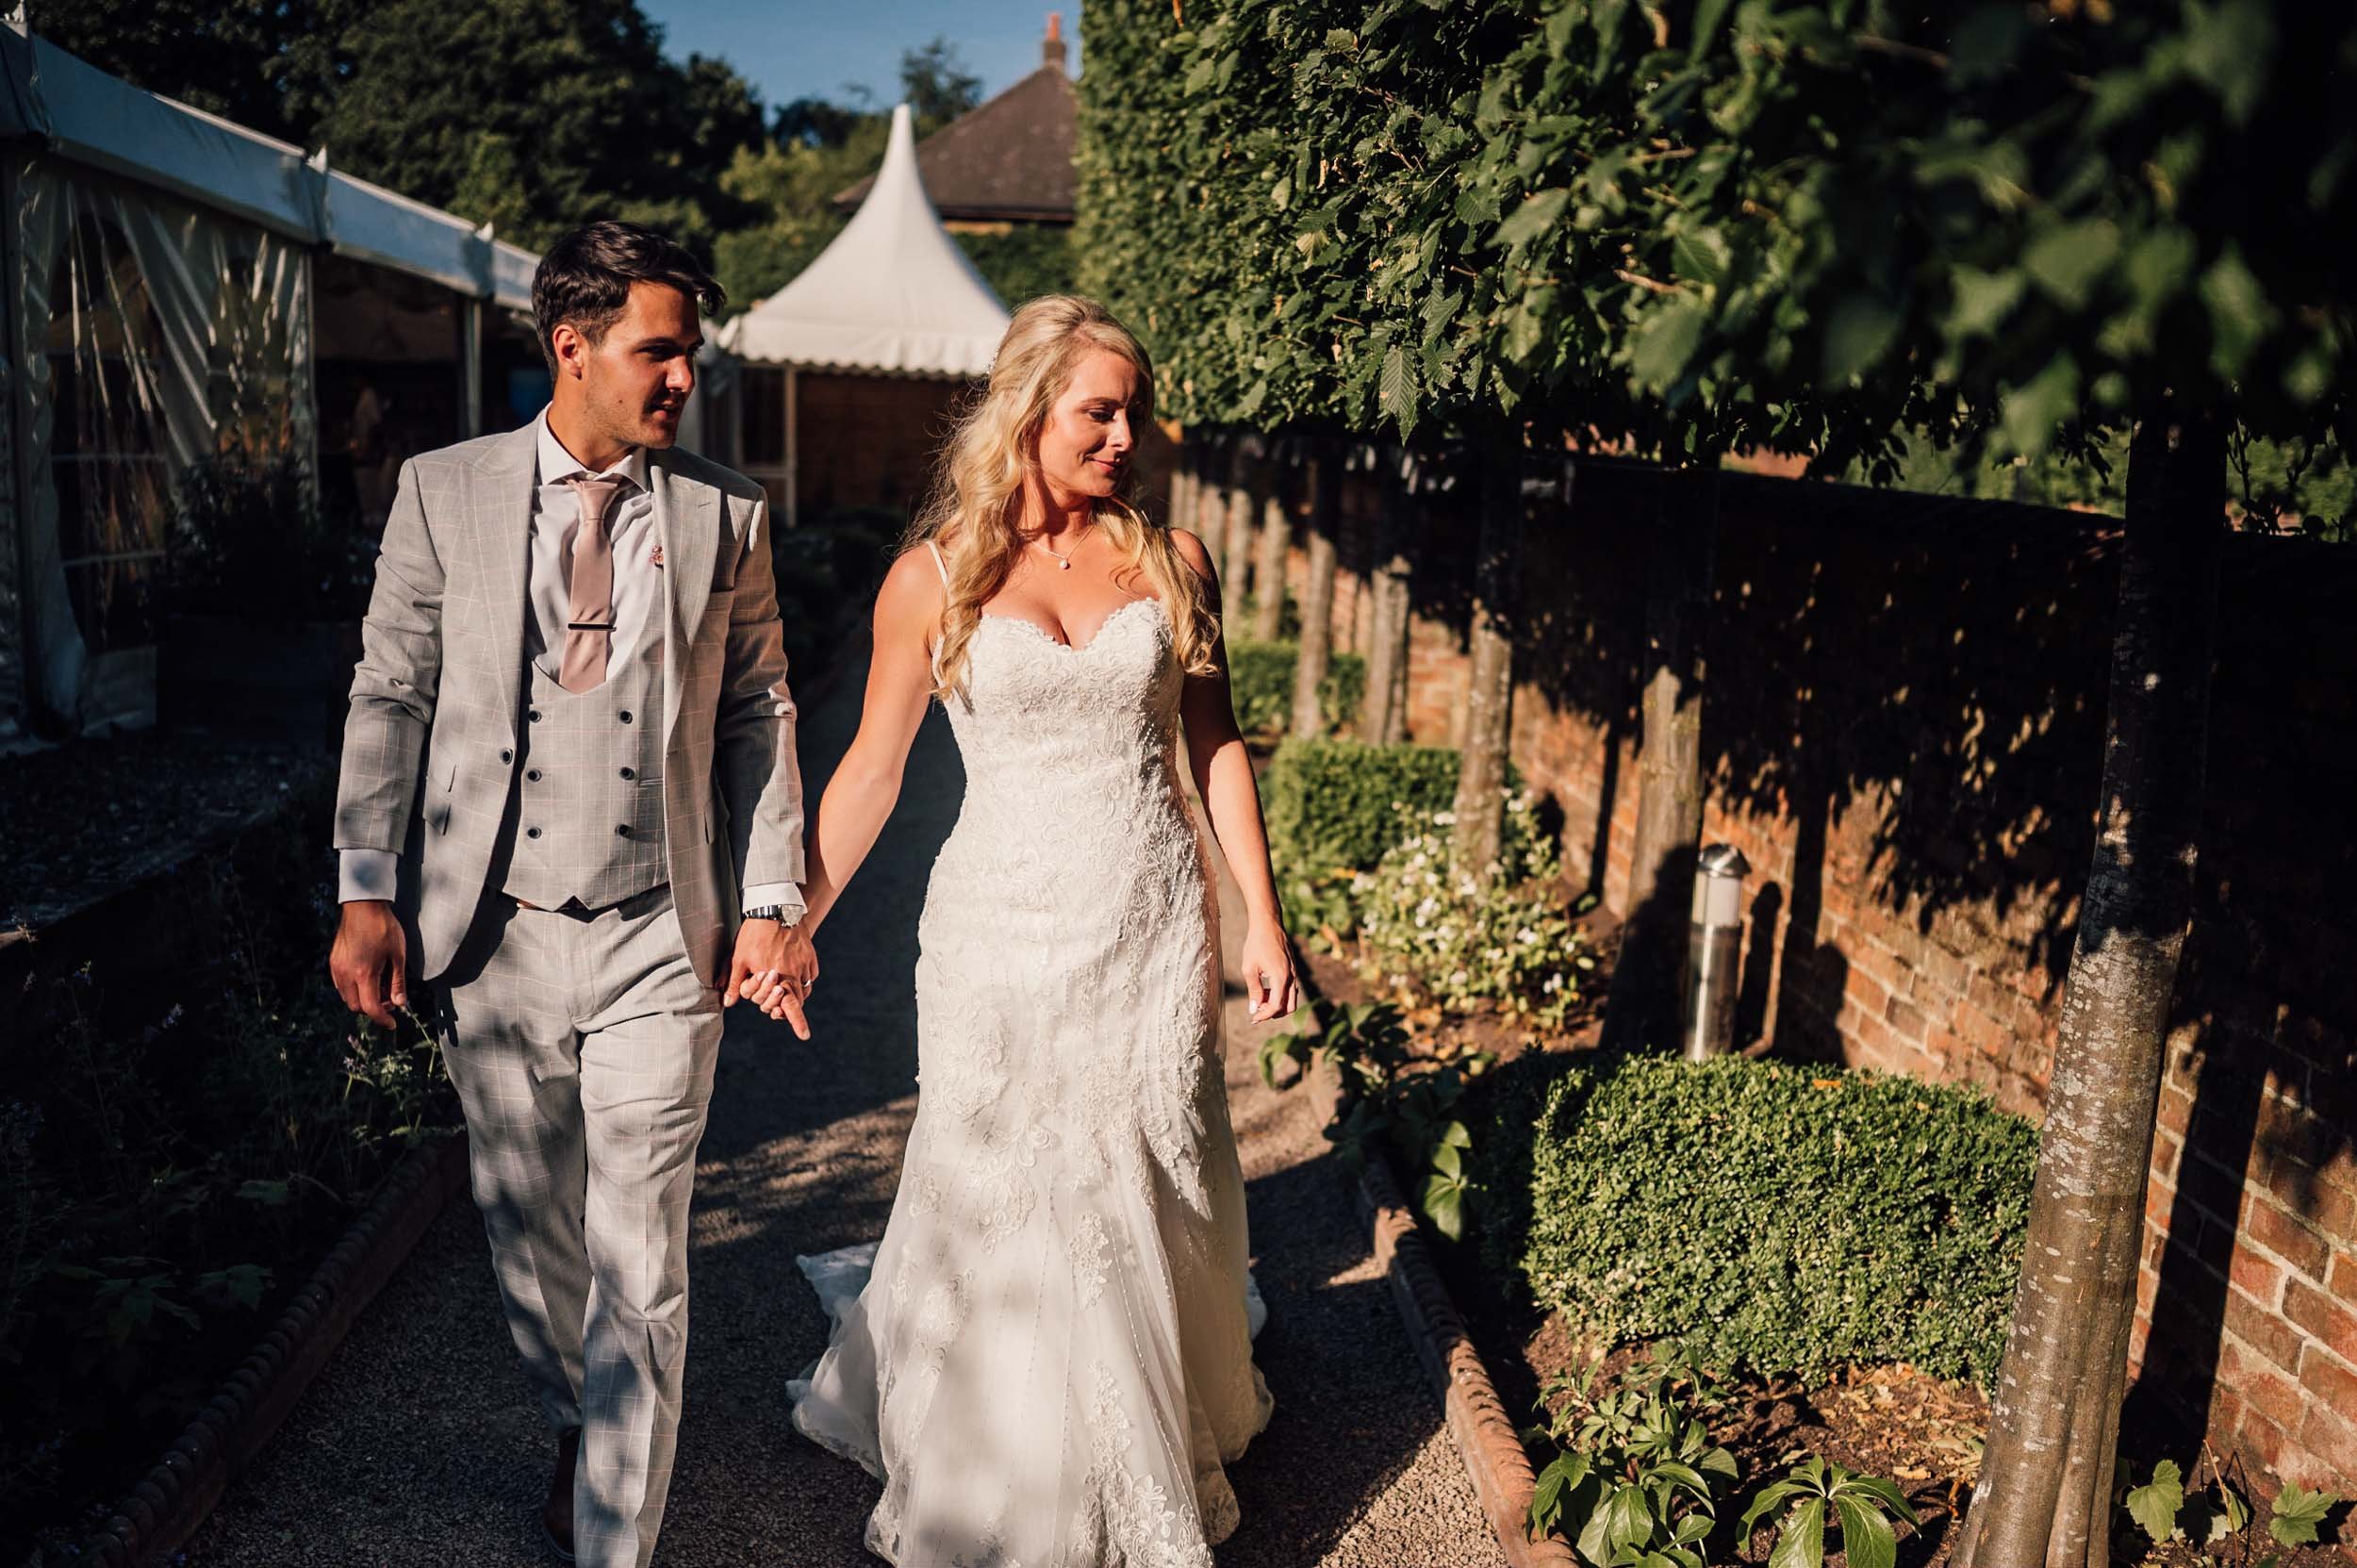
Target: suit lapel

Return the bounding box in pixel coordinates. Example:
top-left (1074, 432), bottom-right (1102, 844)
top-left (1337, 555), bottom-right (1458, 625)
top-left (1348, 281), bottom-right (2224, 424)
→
top-left (652, 454), bottom-right (717, 753)
top-left (470, 425), bottom-right (539, 741)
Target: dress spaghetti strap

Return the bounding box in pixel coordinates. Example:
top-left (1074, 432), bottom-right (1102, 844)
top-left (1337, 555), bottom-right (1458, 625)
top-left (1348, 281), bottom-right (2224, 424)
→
top-left (924, 541), bottom-right (949, 684)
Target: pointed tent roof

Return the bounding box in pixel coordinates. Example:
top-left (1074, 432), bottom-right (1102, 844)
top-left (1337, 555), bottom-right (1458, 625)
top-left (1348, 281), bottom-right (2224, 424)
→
top-left (719, 105), bottom-right (1010, 379)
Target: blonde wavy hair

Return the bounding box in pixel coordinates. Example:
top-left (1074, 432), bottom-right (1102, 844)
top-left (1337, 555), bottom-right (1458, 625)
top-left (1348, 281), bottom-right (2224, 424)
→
top-left (906, 295), bottom-right (1220, 698)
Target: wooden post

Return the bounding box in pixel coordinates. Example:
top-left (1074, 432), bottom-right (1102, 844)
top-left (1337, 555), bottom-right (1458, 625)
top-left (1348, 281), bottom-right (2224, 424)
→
top-left (783, 364), bottom-right (800, 529)
top-left (1289, 440), bottom-right (1342, 738)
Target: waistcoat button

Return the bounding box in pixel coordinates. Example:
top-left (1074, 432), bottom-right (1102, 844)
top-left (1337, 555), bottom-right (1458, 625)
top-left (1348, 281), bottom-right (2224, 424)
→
top-left (500, 748), bottom-right (514, 764)
top-left (526, 768), bottom-right (542, 782)
top-left (619, 767), bottom-right (635, 780)
top-left (528, 708), bottom-right (542, 723)
top-left (526, 826), bottom-right (542, 839)
top-left (616, 824), bottom-right (632, 837)
top-left (618, 710), bottom-right (634, 724)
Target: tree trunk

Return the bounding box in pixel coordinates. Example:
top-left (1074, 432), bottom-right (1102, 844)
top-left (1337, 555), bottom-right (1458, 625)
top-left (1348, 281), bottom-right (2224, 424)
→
top-left (1450, 431), bottom-right (1524, 876)
top-left (1360, 448), bottom-right (1417, 746)
top-left (1195, 433), bottom-right (1228, 564)
top-left (1290, 443), bottom-right (1342, 738)
top-left (1252, 442), bottom-right (1292, 641)
top-left (1166, 444), bottom-right (1195, 537)
top-left (1605, 470), bottom-right (1716, 1050)
top-left (1953, 403), bottom-right (2224, 1568)
top-left (1222, 436), bottom-right (1259, 624)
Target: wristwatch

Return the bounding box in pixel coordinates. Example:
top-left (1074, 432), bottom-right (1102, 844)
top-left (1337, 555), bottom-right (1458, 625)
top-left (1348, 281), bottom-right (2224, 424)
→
top-left (743, 903), bottom-right (804, 929)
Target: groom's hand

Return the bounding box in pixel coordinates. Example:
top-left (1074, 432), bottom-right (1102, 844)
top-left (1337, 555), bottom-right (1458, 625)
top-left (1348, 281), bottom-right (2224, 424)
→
top-left (331, 900), bottom-right (409, 1030)
top-left (726, 919), bottom-right (817, 1040)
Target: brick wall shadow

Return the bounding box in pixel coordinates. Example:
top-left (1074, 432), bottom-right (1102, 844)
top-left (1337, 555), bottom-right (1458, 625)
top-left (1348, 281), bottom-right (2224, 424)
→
top-left (1277, 435), bottom-right (2357, 1489)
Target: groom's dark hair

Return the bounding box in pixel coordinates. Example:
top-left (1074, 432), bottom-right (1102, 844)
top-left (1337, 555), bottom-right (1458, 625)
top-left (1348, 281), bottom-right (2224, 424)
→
top-left (533, 220), bottom-right (725, 375)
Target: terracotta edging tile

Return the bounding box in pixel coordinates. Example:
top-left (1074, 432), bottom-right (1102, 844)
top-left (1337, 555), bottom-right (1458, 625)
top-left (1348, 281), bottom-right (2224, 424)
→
top-left (82, 1129), bottom-right (471, 1566)
top-left (1356, 1150), bottom-right (1579, 1568)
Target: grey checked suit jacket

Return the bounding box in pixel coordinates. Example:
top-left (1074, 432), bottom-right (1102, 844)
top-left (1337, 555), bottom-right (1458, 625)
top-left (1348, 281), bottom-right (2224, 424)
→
top-left (334, 422), bottom-right (804, 990)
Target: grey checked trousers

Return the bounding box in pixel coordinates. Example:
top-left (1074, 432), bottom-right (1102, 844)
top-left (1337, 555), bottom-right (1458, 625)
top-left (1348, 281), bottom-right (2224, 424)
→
top-left (437, 883), bottom-right (721, 1568)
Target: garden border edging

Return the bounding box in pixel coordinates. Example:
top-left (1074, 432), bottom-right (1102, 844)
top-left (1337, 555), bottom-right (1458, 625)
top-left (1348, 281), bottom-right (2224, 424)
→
top-left (82, 1127), bottom-right (470, 1567)
top-left (1353, 1149), bottom-right (1576, 1568)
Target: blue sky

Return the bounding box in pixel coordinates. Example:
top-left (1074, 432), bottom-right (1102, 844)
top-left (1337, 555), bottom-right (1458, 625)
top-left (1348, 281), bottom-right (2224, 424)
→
top-left (637, 1), bottom-right (1085, 114)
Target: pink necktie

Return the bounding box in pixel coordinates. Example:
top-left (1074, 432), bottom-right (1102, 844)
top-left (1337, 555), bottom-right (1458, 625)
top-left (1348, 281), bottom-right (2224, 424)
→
top-left (559, 475), bottom-right (621, 693)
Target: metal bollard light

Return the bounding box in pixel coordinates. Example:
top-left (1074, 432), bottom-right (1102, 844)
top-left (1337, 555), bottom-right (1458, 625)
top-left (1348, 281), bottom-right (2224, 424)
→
top-left (1680, 844), bottom-right (1750, 1062)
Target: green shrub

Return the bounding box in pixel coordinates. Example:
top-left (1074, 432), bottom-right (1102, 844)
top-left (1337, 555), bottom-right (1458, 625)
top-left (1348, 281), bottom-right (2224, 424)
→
top-left (1476, 1052), bottom-right (2038, 1389)
top-left (1225, 637), bottom-right (1366, 737)
top-left (1263, 736), bottom-right (1465, 886)
top-left (1355, 790), bottom-right (1587, 1029)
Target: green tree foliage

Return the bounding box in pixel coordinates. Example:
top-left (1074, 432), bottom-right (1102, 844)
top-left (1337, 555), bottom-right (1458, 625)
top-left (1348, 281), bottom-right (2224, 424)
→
top-left (35, 0), bottom-right (324, 141)
top-left (42, 0), bottom-right (769, 256)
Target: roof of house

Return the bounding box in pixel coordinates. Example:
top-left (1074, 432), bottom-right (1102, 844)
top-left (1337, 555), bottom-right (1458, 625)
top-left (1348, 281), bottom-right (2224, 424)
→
top-left (832, 65), bottom-right (1077, 224)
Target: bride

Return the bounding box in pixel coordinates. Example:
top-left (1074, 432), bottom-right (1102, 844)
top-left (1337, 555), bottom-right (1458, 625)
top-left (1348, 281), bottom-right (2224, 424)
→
top-left (783, 294), bottom-right (1301, 1565)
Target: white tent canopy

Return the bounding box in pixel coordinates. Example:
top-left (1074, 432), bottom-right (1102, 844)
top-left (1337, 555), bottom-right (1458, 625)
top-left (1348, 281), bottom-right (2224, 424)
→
top-left (720, 104), bottom-right (1010, 378)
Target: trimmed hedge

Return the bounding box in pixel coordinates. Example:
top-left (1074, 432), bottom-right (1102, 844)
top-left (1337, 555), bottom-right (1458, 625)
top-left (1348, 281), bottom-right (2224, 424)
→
top-left (1474, 1051), bottom-right (2038, 1389)
top-left (1262, 736), bottom-right (1464, 884)
top-left (1227, 638), bottom-right (1366, 738)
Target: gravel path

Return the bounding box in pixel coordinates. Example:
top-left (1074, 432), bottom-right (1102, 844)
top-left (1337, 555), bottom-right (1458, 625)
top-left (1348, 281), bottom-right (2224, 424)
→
top-left (189, 635), bottom-right (1496, 1566)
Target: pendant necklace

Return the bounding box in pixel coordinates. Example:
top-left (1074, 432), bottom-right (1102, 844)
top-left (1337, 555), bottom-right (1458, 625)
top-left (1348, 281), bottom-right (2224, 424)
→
top-left (1029, 522), bottom-right (1091, 570)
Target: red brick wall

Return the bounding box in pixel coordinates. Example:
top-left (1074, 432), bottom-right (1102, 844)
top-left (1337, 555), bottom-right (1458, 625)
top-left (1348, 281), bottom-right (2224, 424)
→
top-left (1224, 443), bottom-right (2357, 1496)
top-left (792, 373), bottom-right (971, 520)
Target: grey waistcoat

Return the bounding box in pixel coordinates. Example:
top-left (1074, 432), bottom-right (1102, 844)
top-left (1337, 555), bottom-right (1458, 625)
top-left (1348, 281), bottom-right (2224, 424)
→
top-left (499, 638), bottom-right (668, 912)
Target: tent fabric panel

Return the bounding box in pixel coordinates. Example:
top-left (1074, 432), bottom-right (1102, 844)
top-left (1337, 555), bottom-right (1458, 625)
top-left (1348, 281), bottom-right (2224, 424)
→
top-left (323, 172), bottom-right (490, 297)
top-left (12, 156), bottom-right (314, 737)
top-left (491, 240), bottom-right (537, 314)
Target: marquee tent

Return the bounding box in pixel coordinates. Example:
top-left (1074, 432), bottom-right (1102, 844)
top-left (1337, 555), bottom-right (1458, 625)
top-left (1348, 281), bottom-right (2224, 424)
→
top-left (0, 25), bottom-right (540, 745)
top-left (712, 104), bottom-right (1009, 525)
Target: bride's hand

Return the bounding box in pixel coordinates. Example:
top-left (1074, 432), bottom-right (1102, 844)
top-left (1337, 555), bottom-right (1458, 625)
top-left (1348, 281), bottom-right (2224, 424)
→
top-left (1240, 926), bottom-right (1301, 1024)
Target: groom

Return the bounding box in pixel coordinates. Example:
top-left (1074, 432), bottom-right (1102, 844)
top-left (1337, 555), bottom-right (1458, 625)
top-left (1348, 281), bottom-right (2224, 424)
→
top-left (327, 220), bottom-right (816, 1566)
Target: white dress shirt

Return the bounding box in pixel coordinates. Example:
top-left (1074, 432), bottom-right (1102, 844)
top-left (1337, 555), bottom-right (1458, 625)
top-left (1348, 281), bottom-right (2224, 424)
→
top-left (339, 411), bottom-right (802, 920)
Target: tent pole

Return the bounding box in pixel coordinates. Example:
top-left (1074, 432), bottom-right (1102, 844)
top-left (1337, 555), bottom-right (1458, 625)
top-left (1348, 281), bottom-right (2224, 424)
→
top-left (784, 363), bottom-right (799, 529)
top-left (0, 155), bottom-right (39, 733)
top-left (458, 297), bottom-right (484, 438)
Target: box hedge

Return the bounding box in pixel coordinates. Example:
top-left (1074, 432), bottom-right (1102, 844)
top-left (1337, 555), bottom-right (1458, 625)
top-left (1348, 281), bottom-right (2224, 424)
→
top-left (1473, 1050), bottom-right (2039, 1389)
top-left (1261, 736), bottom-right (1467, 884)
top-left (1226, 637), bottom-right (1367, 738)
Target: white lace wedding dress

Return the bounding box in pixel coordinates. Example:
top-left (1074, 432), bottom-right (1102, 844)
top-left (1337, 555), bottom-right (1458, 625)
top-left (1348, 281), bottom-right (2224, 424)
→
top-left (788, 569), bottom-right (1274, 1567)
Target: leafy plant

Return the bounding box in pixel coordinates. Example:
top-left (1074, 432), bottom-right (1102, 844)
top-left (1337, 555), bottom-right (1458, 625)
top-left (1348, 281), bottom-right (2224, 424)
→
top-left (1525, 1345), bottom-right (1739, 1567)
top-left (1259, 998), bottom-right (1490, 1240)
top-left (1737, 1456), bottom-right (1920, 1568)
top-left (2124, 1455), bottom-right (2252, 1547)
top-left (1353, 789), bottom-right (1586, 1030)
top-left (2269, 1481), bottom-right (2339, 1546)
top-left (167, 451), bottom-right (372, 622)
